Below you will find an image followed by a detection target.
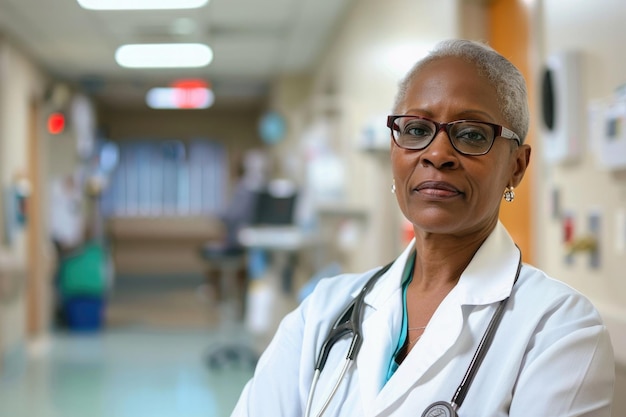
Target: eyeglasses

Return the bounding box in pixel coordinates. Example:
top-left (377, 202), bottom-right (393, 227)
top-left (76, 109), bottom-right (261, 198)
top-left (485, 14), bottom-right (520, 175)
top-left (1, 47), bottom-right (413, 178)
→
top-left (387, 115), bottom-right (521, 156)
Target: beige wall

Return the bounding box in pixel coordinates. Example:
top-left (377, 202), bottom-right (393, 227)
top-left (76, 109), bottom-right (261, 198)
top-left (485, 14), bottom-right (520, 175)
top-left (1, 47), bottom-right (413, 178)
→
top-left (0, 39), bottom-right (47, 371)
top-left (532, 0), bottom-right (626, 365)
top-left (531, 1), bottom-right (626, 413)
top-left (99, 106), bottom-right (264, 154)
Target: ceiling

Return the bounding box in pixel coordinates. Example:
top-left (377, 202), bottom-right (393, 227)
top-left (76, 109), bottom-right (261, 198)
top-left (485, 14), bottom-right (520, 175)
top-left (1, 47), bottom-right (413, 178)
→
top-left (0, 0), bottom-right (355, 109)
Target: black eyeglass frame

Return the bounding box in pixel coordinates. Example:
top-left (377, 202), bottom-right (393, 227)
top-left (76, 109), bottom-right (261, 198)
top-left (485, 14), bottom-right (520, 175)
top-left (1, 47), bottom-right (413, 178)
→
top-left (386, 115), bottom-right (521, 156)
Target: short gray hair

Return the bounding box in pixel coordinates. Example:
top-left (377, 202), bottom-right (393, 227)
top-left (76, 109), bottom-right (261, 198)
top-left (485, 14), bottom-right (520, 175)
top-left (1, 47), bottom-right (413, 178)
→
top-left (393, 39), bottom-right (530, 143)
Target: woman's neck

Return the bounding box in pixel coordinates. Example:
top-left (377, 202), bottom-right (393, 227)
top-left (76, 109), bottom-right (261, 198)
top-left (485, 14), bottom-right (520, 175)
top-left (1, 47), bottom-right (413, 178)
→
top-left (410, 227), bottom-right (492, 292)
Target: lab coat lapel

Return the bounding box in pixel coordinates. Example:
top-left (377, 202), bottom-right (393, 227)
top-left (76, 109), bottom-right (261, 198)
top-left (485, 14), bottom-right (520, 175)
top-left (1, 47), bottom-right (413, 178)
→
top-left (353, 243), bottom-right (415, 416)
top-left (375, 288), bottom-right (464, 413)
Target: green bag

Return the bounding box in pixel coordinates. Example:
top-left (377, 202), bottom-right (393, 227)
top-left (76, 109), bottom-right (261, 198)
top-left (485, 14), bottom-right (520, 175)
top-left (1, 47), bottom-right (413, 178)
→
top-left (59, 243), bottom-right (106, 297)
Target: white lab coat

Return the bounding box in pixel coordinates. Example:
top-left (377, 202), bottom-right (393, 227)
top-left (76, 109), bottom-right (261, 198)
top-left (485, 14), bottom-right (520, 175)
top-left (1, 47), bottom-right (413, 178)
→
top-left (231, 222), bottom-right (615, 417)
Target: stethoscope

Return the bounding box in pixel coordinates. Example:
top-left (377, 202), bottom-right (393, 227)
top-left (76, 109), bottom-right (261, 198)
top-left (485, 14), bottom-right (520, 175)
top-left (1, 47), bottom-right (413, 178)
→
top-left (304, 248), bottom-right (522, 417)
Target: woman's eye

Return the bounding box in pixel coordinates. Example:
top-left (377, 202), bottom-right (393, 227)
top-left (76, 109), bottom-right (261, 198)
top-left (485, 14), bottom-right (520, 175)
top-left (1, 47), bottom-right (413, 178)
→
top-left (405, 123), bottom-right (432, 137)
top-left (456, 128), bottom-right (489, 143)
top-left (459, 131), bottom-right (485, 140)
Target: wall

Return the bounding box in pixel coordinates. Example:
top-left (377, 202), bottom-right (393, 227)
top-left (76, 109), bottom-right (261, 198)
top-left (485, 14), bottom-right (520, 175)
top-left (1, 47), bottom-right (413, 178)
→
top-left (0, 38), bottom-right (46, 374)
top-left (99, 106), bottom-right (264, 156)
top-left (533, 0), bottom-right (626, 413)
top-left (534, 0), bottom-right (626, 358)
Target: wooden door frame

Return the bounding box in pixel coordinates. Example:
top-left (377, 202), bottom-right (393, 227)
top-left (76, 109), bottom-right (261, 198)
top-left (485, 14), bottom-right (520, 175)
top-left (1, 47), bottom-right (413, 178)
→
top-left (26, 98), bottom-right (46, 337)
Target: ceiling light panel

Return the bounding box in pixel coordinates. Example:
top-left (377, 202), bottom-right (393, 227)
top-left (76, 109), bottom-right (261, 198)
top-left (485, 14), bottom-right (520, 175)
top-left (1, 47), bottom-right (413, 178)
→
top-left (115, 43), bottom-right (213, 68)
top-left (77, 0), bottom-right (208, 10)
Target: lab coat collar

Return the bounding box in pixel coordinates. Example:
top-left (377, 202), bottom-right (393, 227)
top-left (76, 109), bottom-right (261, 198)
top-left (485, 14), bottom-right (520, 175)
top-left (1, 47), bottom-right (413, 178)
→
top-left (355, 221), bottom-right (521, 310)
top-left (452, 221), bottom-right (522, 306)
top-left (355, 221), bottom-right (521, 415)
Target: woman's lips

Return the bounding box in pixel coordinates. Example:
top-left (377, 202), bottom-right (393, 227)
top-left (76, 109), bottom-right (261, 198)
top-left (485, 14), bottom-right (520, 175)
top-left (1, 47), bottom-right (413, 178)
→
top-left (414, 181), bottom-right (462, 198)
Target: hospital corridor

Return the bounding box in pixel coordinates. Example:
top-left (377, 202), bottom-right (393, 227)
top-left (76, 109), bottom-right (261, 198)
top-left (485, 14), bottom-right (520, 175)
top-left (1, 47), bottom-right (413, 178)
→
top-left (0, 273), bottom-right (257, 417)
top-left (1, 0), bottom-right (625, 416)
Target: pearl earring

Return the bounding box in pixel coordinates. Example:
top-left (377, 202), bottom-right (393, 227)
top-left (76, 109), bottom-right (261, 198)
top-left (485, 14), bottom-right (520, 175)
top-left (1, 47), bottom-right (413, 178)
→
top-left (504, 186), bottom-right (515, 202)
top-left (391, 179), bottom-right (396, 194)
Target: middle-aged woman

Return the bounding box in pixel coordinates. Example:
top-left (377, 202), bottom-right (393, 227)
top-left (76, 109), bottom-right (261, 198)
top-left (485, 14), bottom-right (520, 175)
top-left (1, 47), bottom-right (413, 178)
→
top-left (230, 39), bottom-right (615, 417)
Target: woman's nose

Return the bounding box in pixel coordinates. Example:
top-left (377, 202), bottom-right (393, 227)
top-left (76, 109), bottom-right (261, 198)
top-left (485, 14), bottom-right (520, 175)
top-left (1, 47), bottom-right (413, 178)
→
top-left (419, 130), bottom-right (460, 169)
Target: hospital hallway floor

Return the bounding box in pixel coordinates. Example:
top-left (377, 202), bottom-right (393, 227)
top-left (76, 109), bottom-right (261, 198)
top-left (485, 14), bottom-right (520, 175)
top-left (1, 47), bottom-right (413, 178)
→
top-left (0, 274), bottom-right (258, 417)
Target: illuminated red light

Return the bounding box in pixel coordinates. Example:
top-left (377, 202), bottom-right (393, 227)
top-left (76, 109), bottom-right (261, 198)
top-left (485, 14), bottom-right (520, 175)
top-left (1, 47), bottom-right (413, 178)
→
top-left (170, 79), bottom-right (210, 109)
top-left (171, 79), bottom-right (209, 89)
top-left (47, 112), bottom-right (66, 134)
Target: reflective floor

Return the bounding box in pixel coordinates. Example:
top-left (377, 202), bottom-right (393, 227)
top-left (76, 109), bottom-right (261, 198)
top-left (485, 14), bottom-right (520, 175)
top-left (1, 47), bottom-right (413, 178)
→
top-left (0, 275), bottom-right (257, 417)
top-left (0, 328), bottom-right (254, 417)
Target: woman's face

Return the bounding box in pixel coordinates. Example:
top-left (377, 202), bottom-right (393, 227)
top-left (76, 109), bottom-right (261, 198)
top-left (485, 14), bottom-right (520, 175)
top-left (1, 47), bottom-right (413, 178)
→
top-left (391, 56), bottom-right (530, 239)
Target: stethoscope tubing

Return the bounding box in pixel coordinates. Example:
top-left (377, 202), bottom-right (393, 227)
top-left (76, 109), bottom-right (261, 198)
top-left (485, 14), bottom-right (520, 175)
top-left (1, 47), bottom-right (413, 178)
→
top-left (314, 262), bottom-right (394, 373)
top-left (448, 257), bottom-right (522, 409)
top-left (306, 263), bottom-right (393, 417)
top-left (305, 358), bottom-right (353, 417)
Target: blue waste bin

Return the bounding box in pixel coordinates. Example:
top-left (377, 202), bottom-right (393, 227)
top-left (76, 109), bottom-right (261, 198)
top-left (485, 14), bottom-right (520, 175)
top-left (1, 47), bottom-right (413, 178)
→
top-left (59, 242), bottom-right (107, 331)
top-left (64, 296), bottom-right (105, 331)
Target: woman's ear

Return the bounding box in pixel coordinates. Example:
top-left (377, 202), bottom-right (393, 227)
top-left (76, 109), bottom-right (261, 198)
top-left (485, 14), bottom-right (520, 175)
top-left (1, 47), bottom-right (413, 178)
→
top-left (510, 144), bottom-right (532, 188)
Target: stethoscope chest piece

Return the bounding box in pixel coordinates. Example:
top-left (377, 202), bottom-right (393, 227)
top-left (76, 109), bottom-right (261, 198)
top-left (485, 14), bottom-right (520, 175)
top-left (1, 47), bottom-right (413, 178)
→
top-left (421, 401), bottom-right (459, 417)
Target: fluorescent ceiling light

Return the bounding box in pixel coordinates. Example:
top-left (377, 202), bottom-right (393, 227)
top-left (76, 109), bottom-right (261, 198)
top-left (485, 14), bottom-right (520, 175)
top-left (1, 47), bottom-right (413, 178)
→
top-left (146, 87), bottom-right (215, 109)
top-left (77, 0), bottom-right (208, 10)
top-left (115, 43), bottom-right (213, 68)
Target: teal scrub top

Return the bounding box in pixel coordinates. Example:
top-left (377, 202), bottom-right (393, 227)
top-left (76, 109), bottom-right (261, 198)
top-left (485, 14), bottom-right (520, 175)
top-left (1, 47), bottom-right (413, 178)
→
top-left (385, 251), bottom-right (416, 381)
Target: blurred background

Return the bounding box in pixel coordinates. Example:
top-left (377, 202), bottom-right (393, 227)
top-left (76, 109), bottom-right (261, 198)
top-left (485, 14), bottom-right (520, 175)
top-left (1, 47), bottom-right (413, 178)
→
top-left (0, 0), bottom-right (624, 416)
